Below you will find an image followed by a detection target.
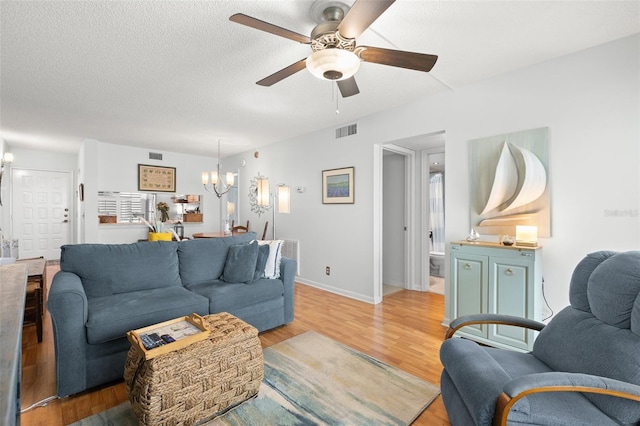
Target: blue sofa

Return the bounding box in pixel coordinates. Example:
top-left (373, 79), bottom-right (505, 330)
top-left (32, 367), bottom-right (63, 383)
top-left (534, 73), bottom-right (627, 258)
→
top-left (47, 232), bottom-right (296, 397)
top-left (440, 250), bottom-right (640, 425)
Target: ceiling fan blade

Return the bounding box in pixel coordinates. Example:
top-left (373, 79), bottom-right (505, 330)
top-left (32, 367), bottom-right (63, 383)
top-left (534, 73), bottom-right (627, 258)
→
top-left (337, 77), bottom-right (360, 98)
top-left (230, 13), bottom-right (311, 44)
top-left (256, 59), bottom-right (308, 87)
top-left (357, 46), bottom-right (438, 72)
top-left (337, 0), bottom-right (395, 39)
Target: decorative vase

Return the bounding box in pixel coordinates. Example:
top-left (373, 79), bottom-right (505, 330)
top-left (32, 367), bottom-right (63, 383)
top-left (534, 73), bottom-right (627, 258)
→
top-left (149, 232), bottom-right (172, 242)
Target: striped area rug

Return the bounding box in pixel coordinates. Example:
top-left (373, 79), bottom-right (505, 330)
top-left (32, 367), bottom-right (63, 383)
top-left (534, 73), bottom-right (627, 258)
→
top-left (71, 331), bottom-right (440, 426)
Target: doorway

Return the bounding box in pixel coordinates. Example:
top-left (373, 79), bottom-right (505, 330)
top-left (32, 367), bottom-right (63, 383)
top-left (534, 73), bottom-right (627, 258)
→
top-left (373, 132), bottom-right (446, 304)
top-left (382, 150), bottom-right (407, 296)
top-left (427, 151), bottom-right (445, 295)
top-left (11, 168), bottom-right (73, 260)
top-left (374, 144), bottom-right (415, 302)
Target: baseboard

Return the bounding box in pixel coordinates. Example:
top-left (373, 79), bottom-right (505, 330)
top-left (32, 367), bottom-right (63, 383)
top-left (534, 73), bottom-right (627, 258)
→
top-left (295, 278), bottom-right (377, 304)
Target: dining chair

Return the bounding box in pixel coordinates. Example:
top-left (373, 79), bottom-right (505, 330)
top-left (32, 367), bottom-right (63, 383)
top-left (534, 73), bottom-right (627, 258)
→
top-left (231, 220), bottom-right (249, 233)
top-left (261, 222), bottom-right (269, 240)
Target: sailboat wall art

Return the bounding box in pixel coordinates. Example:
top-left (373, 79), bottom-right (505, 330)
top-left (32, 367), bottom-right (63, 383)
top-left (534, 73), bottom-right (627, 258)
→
top-left (470, 127), bottom-right (550, 237)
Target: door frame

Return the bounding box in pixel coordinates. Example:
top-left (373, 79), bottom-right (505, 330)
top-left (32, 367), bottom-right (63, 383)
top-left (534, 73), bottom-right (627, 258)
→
top-left (10, 167), bottom-right (75, 259)
top-left (421, 147), bottom-right (446, 291)
top-left (373, 143), bottom-right (417, 304)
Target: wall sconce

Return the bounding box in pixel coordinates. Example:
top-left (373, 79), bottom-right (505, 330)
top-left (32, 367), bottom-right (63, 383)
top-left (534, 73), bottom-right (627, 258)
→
top-left (516, 225), bottom-right (538, 247)
top-left (1, 152), bottom-right (14, 168)
top-left (0, 152), bottom-right (14, 206)
top-left (255, 177), bottom-right (291, 239)
top-left (257, 177), bottom-right (271, 207)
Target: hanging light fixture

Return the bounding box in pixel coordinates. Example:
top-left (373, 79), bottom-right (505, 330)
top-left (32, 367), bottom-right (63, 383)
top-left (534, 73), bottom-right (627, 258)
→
top-left (306, 48), bottom-right (360, 81)
top-left (202, 140), bottom-right (235, 198)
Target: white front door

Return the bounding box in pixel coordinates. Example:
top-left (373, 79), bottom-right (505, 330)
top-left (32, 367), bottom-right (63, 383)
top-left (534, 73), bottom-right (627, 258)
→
top-left (12, 168), bottom-right (72, 260)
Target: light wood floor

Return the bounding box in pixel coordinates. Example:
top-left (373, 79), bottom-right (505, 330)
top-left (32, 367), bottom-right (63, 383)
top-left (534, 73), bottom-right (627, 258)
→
top-left (20, 264), bottom-right (451, 425)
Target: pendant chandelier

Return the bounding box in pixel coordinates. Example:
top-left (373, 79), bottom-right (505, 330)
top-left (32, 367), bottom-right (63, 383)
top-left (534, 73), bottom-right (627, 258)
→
top-left (201, 140), bottom-right (235, 198)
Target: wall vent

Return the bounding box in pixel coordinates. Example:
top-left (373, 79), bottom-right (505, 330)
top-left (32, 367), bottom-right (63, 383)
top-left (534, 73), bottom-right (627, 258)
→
top-left (149, 152), bottom-right (163, 160)
top-left (281, 239), bottom-right (300, 276)
top-left (335, 123), bottom-right (358, 139)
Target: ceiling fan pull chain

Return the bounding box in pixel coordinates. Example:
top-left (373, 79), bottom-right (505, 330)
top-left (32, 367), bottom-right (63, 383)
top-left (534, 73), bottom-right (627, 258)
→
top-left (335, 81), bottom-right (340, 115)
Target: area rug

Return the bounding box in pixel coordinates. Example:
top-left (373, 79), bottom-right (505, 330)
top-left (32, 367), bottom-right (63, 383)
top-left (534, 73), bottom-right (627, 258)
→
top-left (70, 331), bottom-right (440, 425)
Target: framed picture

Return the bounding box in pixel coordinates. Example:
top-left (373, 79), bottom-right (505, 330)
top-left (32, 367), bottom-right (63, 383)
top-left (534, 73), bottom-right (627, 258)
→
top-left (322, 167), bottom-right (354, 204)
top-left (138, 164), bottom-right (176, 192)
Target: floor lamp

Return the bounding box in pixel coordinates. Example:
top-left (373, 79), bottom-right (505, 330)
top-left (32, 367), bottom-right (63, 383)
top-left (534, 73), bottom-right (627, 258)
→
top-left (257, 178), bottom-right (290, 239)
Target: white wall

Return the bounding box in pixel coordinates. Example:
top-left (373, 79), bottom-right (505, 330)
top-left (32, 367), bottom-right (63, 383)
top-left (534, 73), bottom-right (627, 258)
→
top-left (229, 34), bottom-right (640, 320)
top-left (80, 139), bottom-right (224, 243)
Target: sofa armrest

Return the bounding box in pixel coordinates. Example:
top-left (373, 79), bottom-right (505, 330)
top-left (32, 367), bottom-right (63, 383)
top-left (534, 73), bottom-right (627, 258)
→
top-left (47, 271), bottom-right (90, 396)
top-left (495, 372), bottom-right (640, 426)
top-left (446, 313), bottom-right (545, 339)
top-left (280, 257), bottom-right (296, 324)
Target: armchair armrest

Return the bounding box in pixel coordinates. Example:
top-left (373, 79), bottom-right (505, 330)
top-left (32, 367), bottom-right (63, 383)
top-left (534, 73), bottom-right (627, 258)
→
top-left (494, 372), bottom-right (640, 426)
top-left (446, 313), bottom-right (545, 339)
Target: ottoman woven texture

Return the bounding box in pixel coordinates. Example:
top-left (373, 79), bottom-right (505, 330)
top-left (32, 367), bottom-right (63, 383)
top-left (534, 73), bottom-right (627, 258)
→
top-left (124, 312), bottom-right (264, 426)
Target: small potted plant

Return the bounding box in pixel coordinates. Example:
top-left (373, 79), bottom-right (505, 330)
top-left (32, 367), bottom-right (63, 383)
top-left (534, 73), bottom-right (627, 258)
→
top-left (156, 202), bottom-right (170, 222)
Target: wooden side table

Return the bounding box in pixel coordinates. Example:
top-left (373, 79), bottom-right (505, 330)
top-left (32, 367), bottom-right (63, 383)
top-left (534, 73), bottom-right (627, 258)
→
top-left (16, 257), bottom-right (46, 343)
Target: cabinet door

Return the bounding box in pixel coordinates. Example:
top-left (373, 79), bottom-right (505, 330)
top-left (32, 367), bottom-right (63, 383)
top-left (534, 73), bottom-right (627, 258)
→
top-left (451, 253), bottom-right (488, 338)
top-left (488, 256), bottom-right (534, 350)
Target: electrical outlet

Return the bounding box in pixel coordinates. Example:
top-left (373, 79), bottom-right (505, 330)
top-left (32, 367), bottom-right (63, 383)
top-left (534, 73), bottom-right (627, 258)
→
top-left (325, 266), bottom-right (330, 275)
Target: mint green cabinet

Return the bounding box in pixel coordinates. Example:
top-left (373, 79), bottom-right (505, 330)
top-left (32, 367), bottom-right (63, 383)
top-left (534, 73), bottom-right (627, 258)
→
top-left (450, 241), bottom-right (543, 351)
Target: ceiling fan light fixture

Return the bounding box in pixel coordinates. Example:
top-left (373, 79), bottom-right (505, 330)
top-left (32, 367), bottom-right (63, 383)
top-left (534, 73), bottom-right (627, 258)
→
top-left (306, 49), bottom-right (360, 81)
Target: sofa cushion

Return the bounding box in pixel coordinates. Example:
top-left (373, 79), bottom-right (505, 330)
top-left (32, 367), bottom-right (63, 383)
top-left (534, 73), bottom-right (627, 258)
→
top-left (569, 251), bottom-right (616, 313)
top-left (258, 239), bottom-right (283, 279)
top-left (186, 278), bottom-right (284, 314)
top-left (221, 241), bottom-right (259, 283)
top-left (587, 251), bottom-right (640, 329)
top-left (60, 242), bottom-right (181, 298)
top-left (86, 286), bottom-right (209, 344)
top-left (253, 243), bottom-right (270, 282)
top-left (178, 232), bottom-right (257, 286)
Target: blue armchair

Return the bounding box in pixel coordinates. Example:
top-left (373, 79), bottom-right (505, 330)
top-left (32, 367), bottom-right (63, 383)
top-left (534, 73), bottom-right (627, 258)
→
top-left (440, 250), bottom-right (640, 425)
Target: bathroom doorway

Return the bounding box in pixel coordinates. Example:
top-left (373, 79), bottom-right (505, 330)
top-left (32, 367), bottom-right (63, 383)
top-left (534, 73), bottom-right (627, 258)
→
top-left (427, 152), bottom-right (445, 295)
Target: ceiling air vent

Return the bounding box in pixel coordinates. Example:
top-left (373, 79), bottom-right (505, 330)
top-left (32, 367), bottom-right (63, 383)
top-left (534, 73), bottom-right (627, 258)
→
top-left (335, 123), bottom-right (358, 139)
top-left (149, 152), bottom-right (163, 160)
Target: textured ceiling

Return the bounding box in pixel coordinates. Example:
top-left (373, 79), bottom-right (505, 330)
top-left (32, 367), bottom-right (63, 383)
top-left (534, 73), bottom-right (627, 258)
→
top-left (1, 1), bottom-right (638, 158)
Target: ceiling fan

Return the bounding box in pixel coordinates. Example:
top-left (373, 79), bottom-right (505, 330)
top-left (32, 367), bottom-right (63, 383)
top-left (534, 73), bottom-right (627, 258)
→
top-left (229, 0), bottom-right (438, 98)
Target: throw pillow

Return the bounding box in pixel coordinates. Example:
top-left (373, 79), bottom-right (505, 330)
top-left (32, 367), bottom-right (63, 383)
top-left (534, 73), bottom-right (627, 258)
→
top-left (257, 239), bottom-right (283, 279)
top-left (221, 240), bottom-right (259, 283)
top-left (252, 243), bottom-right (270, 282)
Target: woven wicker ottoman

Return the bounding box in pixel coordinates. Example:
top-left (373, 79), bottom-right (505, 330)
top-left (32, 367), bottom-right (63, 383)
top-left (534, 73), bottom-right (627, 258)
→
top-left (124, 312), bottom-right (264, 426)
